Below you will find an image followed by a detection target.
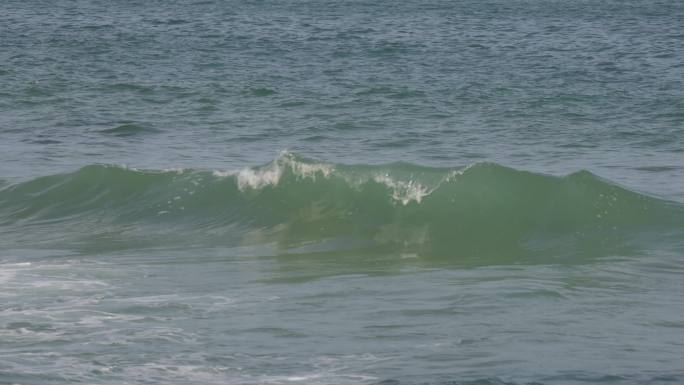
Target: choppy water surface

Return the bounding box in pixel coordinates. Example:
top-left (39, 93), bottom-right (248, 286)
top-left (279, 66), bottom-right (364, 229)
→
top-left (1, 1), bottom-right (684, 384)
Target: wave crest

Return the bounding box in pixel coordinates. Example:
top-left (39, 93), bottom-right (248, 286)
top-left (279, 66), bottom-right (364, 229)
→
top-left (1, 153), bottom-right (681, 259)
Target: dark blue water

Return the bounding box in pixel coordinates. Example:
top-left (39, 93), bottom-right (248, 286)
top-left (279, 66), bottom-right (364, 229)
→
top-left (1, 1), bottom-right (684, 384)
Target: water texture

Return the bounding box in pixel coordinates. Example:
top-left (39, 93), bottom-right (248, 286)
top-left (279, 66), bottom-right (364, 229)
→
top-left (1, 1), bottom-right (684, 384)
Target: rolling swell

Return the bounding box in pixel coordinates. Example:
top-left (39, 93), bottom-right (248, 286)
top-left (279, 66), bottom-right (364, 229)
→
top-left (1, 153), bottom-right (681, 260)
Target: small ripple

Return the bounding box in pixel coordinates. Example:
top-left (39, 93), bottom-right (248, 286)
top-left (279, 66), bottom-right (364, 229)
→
top-left (99, 123), bottom-right (157, 137)
top-left (246, 87), bottom-right (277, 97)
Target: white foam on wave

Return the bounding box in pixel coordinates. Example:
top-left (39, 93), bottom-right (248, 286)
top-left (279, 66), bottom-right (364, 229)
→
top-left (211, 170), bottom-right (233, 178)
top-left (162, 167), bottom-right (187, 174)
top-left (236, 165), bottom-right (284, 190)
top-left (282, 153), bottom-right (333, 180)
top-left (212, 152), bottom-right (474, 203)
top-left (372, 167), bottom-right (467, 205)
top-left (373, 175), bottom-right (431, 205)
top-left (117, 164), bottom-right (140, 172)
top-left (213, 152), bottom-right (334, 191)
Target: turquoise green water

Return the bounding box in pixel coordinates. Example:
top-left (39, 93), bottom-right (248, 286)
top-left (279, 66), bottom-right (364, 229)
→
top-left (2, 153), bottom-right (682, 260)
top-left (2, 1), bottom-right (684, 384)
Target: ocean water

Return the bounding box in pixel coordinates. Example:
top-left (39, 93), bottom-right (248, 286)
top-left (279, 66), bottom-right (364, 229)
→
top-left (1, 1), bottom-right (684, 384)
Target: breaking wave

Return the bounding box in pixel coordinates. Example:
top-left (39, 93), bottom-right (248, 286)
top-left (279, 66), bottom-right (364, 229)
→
top-left (1, 152), bottom-right (682, 260)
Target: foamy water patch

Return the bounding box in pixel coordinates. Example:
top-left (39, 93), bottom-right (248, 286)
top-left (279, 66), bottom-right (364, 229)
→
top-left (0, 263), bottom-right (29, 285)
top-left (236, 164), bottom-right (284, 190)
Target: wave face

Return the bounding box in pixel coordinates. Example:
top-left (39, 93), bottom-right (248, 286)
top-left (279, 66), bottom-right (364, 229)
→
top-left (1, 153), bottom-right (682, 260)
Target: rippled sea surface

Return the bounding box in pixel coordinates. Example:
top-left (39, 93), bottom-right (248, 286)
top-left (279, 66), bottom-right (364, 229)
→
top-left (1, 1), bottom-right (684, 384)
